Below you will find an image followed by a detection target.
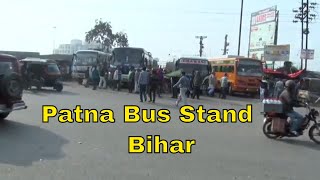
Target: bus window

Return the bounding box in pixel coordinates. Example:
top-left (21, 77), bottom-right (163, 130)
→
top-left (221, 66), bottom-right (234, 73)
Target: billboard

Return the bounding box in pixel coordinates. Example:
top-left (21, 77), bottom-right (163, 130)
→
top-left (248, 6), bottom-right (278, 61)
top-left (300, 49), bottom-right (315, 60)
top-left (264, 45), bottom-right (290, 61)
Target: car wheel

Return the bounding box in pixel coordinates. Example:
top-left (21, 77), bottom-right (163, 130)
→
top-left (55, 84), bottom-right (63, 92)
top-left (1, 72), bottom-right (23, 100)
top-left (0, 112), bottom-right (10, 120)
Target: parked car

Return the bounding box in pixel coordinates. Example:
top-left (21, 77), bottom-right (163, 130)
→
top-left (0, 54), bottom-right (27, 120)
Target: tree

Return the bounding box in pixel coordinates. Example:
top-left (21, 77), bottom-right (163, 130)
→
top-left (114, 32), bottom-right (129, 47)
top-left (85, 19), bottom-right (129, 52)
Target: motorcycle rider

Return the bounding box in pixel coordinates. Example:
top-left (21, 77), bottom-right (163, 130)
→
top-left (279, 80), bottom-right (305, 136)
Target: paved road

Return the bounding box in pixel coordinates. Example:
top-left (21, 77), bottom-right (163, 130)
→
top-left (0, 83), bottom-right (319, 180)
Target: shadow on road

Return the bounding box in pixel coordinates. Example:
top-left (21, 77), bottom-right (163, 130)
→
top-left (24, 89), bottom-right (79, 96)
top-left (278, 139), bottom-right (320, 151)
top-left (0, 120), bottom-right (69, 166)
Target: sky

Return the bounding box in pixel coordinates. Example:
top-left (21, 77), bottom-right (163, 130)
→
top-left (0, 0), bottom-right (319, 70)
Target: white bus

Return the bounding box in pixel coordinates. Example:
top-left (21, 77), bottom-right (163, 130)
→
top-left (111, 47), bottom-right (153, 83)
top-left (72, 50), bottom-right (111, 84)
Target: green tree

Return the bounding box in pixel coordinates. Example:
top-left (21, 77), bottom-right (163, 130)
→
top-left (114, 32), bottom-right (129, 47)
top-left (85, 19), bottom-right (129, 52)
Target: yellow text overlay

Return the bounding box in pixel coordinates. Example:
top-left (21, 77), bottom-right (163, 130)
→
top-left (179, 105), bottom-right (252, 123)
top-left (128, 135), bottom-right (196, 154)
top-left (42, 105), bottom-right (115, 123)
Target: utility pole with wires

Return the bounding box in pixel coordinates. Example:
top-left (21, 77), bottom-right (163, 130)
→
top-left (195, 36), bottom-right (207, 57)
top-left (222, 34), bottom-right (230, 55)
top-left (293, 0), bottom-right (318, 70)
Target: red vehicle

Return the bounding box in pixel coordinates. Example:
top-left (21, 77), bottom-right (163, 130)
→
top-left (0, 54), bottom-right (27, 120)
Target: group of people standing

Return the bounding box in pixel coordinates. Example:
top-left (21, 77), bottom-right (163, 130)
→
top-left (129, 67), bottom-right (164, 103)
top-left (173, 71), bottom-right (230, 106)
top-left (260, 77), bottom-right (304, 100)
top-left (83, 64), bottom-right (122, 91)
top-left (83, 64), bottom-right (165, 103)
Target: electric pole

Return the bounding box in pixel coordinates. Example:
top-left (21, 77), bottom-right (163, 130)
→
top-left (222, 34), bottom-right (230, 55)
top-left (196, 36), bottom-right (207, 57)
top-left (238, 0), bottom-right (244, 56)
top-left (293, 1), bottom-right (317, 70)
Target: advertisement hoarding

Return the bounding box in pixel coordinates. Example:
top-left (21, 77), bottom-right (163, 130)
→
top-left (300, 49), bottom-right (314, 60)
top-left (248, 6), bottom-right (278, 61)
top-left (264, 45), bottom-right (290, 61)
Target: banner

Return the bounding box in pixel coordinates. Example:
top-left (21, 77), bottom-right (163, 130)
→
top-left (264, 45), bottom-right (290, 61)
top-left (300, 49), bottom-right (315, 60)
top-left (248, 6), bottom-right (277, 61)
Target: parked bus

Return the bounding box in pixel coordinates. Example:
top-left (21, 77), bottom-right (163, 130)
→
top-left (208, 56), bottom-right (263, 96)
top-left (111, 47), bottom-right (152, 84)
top-left (166, 57), bottom-right (210, 97)
top-left (72, 50), bottom-right (111, 84)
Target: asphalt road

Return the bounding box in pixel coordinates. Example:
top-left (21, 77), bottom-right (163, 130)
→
top-left (0, 82), bottom-right (319, 180)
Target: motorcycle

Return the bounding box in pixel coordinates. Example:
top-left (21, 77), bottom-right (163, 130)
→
top-left (262, 101), bottom-right (320, 144)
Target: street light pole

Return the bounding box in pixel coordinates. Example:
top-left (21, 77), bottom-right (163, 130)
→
top-left (53, 26), bottom-right (56, 54)
top-left (238, 0), bottom-right (244, 56)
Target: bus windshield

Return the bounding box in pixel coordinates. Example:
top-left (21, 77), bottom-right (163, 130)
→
top-left (113, 48), bottom-right (143, 64)
top-left (178, 64), bottom-right (208, 77)
top-left (237, 59), bottom-right (263, 77)
top-left (74, 52), bottom-right (98, 66)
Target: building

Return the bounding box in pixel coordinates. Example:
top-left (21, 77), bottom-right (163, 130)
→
top-left (53, 39), bottom-right (102, 54)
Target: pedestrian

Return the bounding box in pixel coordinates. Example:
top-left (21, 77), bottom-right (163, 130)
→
top-left (220, 73), bottom-right (228, 99)
top-left (138, 67), bottom-right (149, 102)
top-left (113, 67), bottom-right (122, 91)
top-left (149, 69), bottom-right (160, 103)
top-left (157, 68), bottom-right (164, 97)
top-left (134, 69), bottom-right (141, 93)
top-left (192, 71), bottom-right (202, 99)
top-left (173, 71), bottom-right (190, 106)
top-left (91, 65), bottom-right (100, 90)
top-left (128, 66), bottom-right (135, 93)
top-left (98, 64), bottom-right (106, 89)
top-left (84, 67), bottom-right (90, 88)
top-left (188, 70), bottom-right (196, 98)
top-left (273, 78), bottom-right (284, 98)
top-left (208, 71), bottom-right (216, 97)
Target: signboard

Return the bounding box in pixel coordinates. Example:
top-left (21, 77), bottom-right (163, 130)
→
top-left (180, 59), bottom-right (208, 65)
top-left (300, 49), bottom-right (314, 60)
top-left (248, 6), bottom-right (277, 60)
top-left (264, 45), bottom-right (290, 61)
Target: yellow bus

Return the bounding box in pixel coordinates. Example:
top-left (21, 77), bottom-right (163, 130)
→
top-left (208, 57), bottom-right (263, 96)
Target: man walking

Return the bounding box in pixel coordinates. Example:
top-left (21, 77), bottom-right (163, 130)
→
top-left (207, 72), bottom-right (216, 97)
top-left (128, 67), bottom-right (135, 93)
top-left (134, 69), bottom-right (141, 93)
top-left (220, 73), bottom-right (228, 99)
top-left (98, 64), bottom-right (106, 89)
top-left (173, 71), bottom-right (190, 106)
top-left (138, 67), bottom-right (149, 102)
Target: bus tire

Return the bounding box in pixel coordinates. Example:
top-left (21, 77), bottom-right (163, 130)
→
top-left (228, 85), bottom-right (233, 95)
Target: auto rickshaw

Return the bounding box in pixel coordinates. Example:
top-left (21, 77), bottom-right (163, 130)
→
top-left (297, 77), bottom-right (320, 106)
top-left (20, 58), bottom-right (63, 92)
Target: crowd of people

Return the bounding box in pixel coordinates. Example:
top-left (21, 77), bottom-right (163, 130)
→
top-left (81, 63), bottom-right (234, 106)
top-left (173, 71), bottom-right (230, 106)
top-left (259, 77), bottom-right (304, 99)
top-left (82, 64), bottom-right (165, 103)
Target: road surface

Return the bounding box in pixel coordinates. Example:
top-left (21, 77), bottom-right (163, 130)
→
top-left (0, 83), bottom-right (319, 180)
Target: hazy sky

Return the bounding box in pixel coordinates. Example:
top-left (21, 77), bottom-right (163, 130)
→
top-left (0, 0), bottom-right (319, 70)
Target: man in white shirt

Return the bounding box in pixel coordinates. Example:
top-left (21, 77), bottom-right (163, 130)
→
top-left (220, 73), bottom-right (228, 99)
top-left (207, 72), bottom-right (216, 97)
